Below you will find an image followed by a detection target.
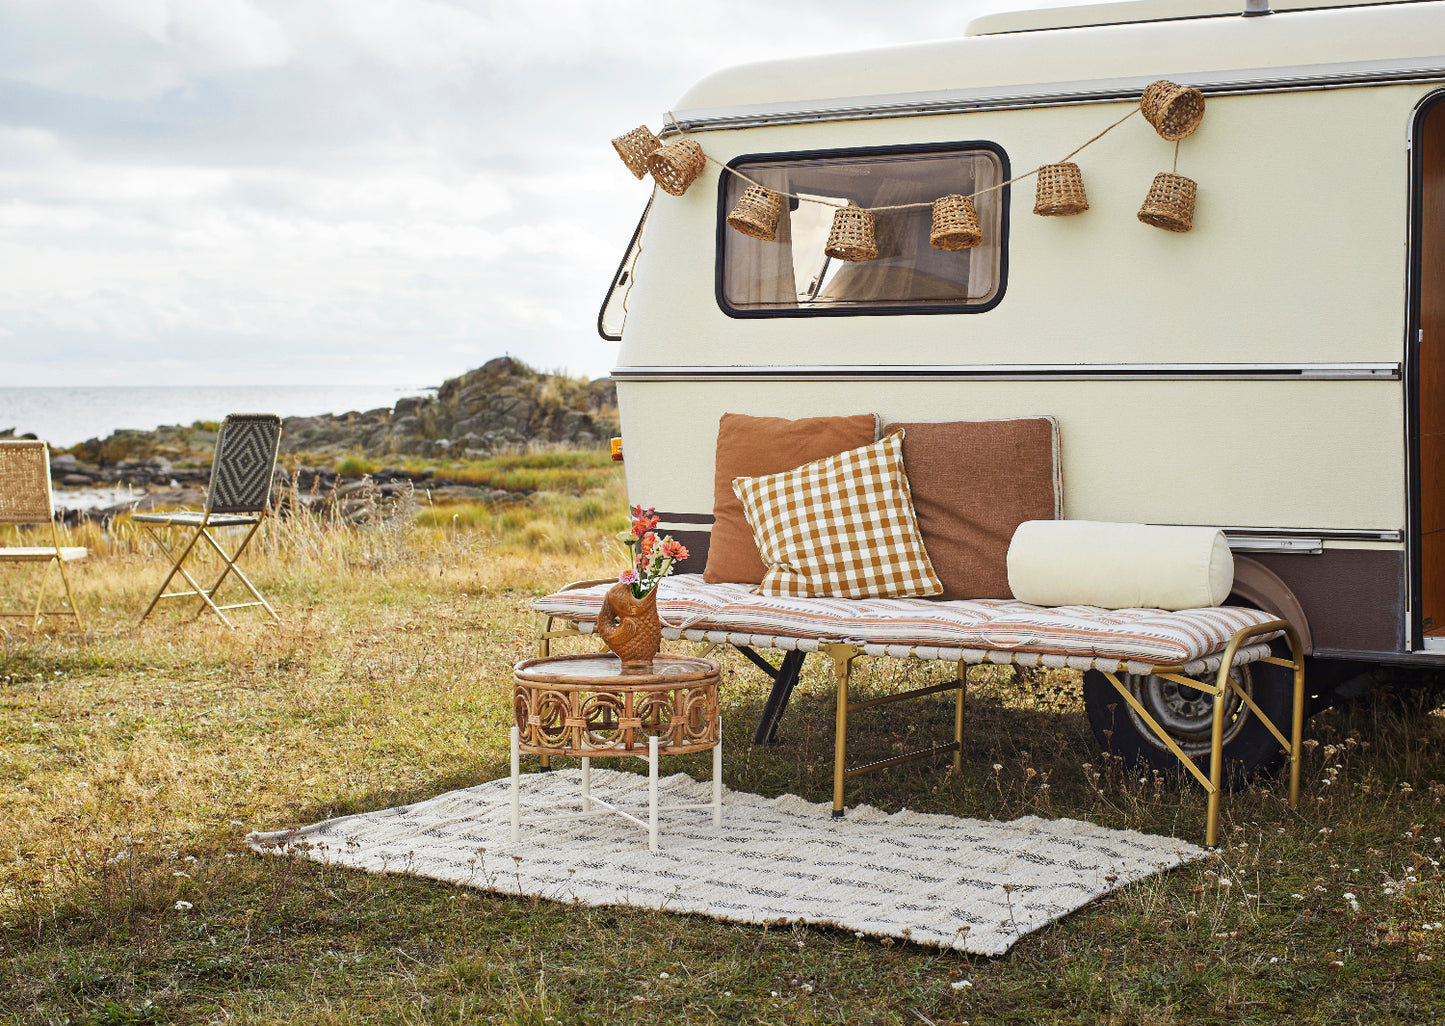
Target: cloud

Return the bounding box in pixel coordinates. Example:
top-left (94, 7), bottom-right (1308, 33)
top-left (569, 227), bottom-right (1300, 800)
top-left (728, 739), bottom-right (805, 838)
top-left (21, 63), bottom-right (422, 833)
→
top-left (0, 0), bottom-right (1059, 386)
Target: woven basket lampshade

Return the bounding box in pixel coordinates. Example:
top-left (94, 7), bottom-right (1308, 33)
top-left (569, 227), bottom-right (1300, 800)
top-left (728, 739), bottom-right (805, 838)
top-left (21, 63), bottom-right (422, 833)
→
top-left (1140, 80), bottom-right (1205, 141)
top-left (1137, 171), bottom-right (1197, 232)
top-left (825, 205), bottom-right (878, 262)
top-left (646, 138), bottom-right (706, 196)
top-left (1033, 162), bottom-right (1090, 216)
top-left (612, 125), bottom-right (662, 180)
top-left (726, 185), bottom-right (785, 241)
top-left (929, 194), bottom-right (982, 251)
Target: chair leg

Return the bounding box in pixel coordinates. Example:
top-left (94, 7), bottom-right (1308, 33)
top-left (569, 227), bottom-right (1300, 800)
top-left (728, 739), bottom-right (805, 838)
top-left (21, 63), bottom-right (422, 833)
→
top-left (193, 522), bottom-right (277, 622)
top-left (32, 559), bottom-right (54, 628)
top-left (138, 526), bottom-right (208, 624)
top-left (50, 522), bottom-right (84, 629)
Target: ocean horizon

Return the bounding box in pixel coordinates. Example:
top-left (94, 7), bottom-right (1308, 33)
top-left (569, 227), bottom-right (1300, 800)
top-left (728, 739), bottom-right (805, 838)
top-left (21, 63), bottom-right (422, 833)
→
top-left (0, 384), bottom-right (434, 449)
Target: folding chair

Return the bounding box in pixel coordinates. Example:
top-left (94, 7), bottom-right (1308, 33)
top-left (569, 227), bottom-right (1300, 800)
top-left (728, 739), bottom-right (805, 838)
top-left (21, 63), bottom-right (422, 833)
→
top-left (0, 440), bottom-right (87, 629)
top-left (135, 413), bottom-right (282, 628)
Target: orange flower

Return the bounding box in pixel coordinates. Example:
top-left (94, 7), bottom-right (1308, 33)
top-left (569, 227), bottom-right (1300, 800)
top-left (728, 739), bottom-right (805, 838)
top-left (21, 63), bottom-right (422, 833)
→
top-left (661, 538), bottom-right (689, 561)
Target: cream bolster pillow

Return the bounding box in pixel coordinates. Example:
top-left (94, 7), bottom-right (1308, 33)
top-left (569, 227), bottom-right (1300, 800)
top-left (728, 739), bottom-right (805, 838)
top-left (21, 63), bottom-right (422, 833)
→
top-left (1006, 521), bottom-right (1234, 611)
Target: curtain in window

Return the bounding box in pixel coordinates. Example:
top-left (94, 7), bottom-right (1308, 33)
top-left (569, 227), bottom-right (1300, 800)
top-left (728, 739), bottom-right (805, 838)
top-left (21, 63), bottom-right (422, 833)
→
top-left (722, 171), bottom-right (797, 307)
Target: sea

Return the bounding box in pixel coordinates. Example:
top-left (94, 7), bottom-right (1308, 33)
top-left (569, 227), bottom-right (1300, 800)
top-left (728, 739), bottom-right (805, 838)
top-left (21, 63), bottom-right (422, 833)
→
top-left (0, 384), bottom-right (434, 449)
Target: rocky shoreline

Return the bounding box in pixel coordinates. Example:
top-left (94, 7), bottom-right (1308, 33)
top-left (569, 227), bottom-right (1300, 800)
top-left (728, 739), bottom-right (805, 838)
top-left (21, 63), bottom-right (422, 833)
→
top-left (34, 356), bottom-right (619, 524)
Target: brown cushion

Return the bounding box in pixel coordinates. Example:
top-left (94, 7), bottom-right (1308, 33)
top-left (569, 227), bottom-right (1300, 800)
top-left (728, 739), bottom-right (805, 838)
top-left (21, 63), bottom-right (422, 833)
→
top-left (704, 412), bottom-right (878, 584)
top-left (883, 417), bottom-right (1061, 599)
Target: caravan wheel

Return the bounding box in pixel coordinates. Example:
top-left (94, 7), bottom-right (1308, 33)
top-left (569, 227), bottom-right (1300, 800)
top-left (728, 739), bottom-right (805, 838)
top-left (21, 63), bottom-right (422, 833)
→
top-left (1082, 658), bottom-right (1294, 790)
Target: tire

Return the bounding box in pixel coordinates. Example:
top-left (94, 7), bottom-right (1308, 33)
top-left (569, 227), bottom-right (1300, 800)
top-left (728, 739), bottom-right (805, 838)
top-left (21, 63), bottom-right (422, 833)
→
top-left (1082, 655), bottom-right (1296, 791)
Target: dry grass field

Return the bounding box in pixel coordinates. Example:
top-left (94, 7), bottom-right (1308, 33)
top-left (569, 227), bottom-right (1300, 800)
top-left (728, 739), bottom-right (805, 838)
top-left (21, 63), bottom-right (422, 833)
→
top-left (2, 454), bottom-right (1443, 1024)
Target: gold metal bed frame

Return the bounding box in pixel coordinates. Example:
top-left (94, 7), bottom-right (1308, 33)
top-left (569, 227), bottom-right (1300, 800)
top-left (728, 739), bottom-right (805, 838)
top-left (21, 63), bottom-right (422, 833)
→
top-left (537, 582), bottom-right (1305, 849)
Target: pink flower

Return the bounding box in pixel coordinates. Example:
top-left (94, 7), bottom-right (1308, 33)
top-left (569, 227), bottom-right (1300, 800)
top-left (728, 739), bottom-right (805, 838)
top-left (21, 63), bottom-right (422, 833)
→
top-left (618, 569), bottom-right (639, 584)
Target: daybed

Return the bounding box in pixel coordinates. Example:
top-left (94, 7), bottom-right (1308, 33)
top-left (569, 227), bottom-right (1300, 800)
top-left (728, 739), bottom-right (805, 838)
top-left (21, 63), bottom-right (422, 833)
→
top-left (533, 575), bottom-right (1304, 848)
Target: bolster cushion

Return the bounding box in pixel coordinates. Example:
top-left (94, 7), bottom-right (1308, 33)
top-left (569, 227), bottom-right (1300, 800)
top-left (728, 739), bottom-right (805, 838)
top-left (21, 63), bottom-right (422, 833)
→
top-left (1006, 520), bottom-right (1234, 611)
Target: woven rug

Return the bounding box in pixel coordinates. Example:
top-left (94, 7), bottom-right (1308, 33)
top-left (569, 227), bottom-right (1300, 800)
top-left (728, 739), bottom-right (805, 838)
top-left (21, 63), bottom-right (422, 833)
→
top-left (248, 770), bottom-right (1204, 956)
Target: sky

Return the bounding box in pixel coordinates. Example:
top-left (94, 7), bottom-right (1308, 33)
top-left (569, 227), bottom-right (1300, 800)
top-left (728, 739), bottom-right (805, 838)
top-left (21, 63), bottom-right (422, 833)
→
top-left (0, 0), bottom-right (1094, 388)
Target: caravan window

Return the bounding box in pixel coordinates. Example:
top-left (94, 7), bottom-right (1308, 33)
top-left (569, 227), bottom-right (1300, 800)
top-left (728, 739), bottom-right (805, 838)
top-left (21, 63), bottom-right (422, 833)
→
top-left (717, 142), bottom-right (1008, 318)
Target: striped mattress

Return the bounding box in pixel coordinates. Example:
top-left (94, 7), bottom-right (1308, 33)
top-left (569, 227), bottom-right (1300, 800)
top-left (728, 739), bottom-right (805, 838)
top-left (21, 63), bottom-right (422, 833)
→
top-left (533, 574), bottom-right (1281, 677)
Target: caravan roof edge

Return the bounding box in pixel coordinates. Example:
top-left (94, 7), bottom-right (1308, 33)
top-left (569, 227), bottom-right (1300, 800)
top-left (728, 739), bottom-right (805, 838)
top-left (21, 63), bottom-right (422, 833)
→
top-left (666, 1), bottom-right (1445, 130)
top-left (666, 56), bottom-right (1445, 134)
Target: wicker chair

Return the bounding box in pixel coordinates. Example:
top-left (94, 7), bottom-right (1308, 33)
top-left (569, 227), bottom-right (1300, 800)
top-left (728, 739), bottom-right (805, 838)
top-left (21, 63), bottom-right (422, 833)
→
top-left (0, 440), bottom-right (87, 628)
top-left (134, 413), bottom-right (283, 627)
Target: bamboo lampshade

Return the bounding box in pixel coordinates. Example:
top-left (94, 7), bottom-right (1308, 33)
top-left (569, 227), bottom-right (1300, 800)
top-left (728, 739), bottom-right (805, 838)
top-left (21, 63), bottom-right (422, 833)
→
top-left (1033, 163), bottom-right (1090, 216)
top-left (647, 139), bottom-right (706, 196)
top-left (930, 194), bottom-right (982, 250)
top-left (612, 125), bottom-right (662, 180)
top-left (1140, 81), bottom-right (1206, 141)
top-left (824, 206), bottom-right (878, 262)
top-left (726, 185), bottom-right (785, 241)
top-left (1137, 172), bottom-right (1197, 232)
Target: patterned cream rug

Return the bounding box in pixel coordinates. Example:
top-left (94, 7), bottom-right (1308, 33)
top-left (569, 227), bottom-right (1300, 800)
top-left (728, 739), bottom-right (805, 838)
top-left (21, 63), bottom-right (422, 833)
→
top-left (248, 769), bottom-right (1204, 956)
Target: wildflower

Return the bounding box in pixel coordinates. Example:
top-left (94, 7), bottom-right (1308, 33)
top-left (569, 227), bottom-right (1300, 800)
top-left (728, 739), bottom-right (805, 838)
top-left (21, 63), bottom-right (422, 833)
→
top-left (992, 763), bottom-right (1003, 772)
top-left (951, 979), bottom-right (973, 990)
top-left (1343, 892), bottom-right (1360, 913)
top-left (659, 972), bottom-right (669, 979)
top-left (661, 537), bottom-right (689, 561)
top-left (174, 900), bottom-right (193, 911)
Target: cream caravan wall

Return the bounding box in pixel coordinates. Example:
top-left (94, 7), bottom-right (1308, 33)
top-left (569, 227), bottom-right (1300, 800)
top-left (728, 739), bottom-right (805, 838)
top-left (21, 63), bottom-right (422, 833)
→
top-left (614, 83), bottom-right (1422, 534)
top-left (616, 379), bottom-right (1402, 532)
top-left (622, 85), bottom-right (1415, 369)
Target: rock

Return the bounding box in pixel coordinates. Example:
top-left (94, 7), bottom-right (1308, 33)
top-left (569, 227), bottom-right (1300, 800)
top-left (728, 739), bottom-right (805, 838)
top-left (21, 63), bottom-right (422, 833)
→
top-left (61, 473), bottom-right (94, 486)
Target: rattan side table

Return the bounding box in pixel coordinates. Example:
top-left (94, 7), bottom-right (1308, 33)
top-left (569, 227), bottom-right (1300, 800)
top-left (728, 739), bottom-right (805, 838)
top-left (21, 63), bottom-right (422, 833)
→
top-left (509, 653), bottom-right (722, 850)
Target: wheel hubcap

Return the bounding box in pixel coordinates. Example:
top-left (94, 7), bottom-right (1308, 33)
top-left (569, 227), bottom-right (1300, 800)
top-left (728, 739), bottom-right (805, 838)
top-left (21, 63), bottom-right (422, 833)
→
top-left (1122, 667), bottom-right (1253, 759)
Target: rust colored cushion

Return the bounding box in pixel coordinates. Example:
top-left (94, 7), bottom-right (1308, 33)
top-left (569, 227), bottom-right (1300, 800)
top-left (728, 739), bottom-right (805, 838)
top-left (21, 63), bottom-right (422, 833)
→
top-left (883, 417), bottom-right (1062, 599)
top-left (704, 412), bottom-right (878, 584)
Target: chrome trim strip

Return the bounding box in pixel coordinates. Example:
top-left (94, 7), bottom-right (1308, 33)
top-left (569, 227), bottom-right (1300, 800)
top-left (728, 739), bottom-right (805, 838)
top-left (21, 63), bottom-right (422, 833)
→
top-left (610, 363), bottom-right (1401, 383)
top-left (665, 58), bottom-right (1445, 134)
top-left (1221, 527), bottom-right (1403, 544)
top-left (1226, 537), bottom-right (1325, 554)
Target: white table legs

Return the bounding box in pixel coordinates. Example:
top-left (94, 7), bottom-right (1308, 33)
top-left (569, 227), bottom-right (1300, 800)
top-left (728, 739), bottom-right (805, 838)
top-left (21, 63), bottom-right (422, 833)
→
top-left (509, 722), bottom-right (723, 851)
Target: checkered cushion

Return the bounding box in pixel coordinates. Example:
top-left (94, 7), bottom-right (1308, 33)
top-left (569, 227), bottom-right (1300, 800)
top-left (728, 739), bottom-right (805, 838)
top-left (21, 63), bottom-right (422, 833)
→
top-left (732, 431), bottom-right (943, 599)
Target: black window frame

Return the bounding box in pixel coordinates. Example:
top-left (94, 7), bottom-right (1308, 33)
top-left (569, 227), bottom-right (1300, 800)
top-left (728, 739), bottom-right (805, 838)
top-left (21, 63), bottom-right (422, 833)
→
top-left (714, 140), bottom-right (1010, 320)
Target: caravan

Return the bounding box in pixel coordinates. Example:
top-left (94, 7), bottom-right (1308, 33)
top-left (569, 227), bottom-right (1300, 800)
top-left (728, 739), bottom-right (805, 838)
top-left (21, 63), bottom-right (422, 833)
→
top-left (597, 0), bottom-right (1445, 774)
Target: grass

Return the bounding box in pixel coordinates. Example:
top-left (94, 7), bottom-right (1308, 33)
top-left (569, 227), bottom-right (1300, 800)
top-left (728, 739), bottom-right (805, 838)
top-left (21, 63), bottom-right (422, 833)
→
top-left (2, 454), bottom-right (1443, 1023)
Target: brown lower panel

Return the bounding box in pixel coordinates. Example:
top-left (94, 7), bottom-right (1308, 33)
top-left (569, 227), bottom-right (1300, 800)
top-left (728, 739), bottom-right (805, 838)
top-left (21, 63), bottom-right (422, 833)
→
top-left (1246, 549), bottom-right (1404, 656)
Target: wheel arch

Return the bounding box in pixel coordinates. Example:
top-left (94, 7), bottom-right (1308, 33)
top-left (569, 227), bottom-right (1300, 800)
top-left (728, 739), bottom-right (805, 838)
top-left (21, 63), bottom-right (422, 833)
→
top-left (1230, 554), bottom-right (1313, 656)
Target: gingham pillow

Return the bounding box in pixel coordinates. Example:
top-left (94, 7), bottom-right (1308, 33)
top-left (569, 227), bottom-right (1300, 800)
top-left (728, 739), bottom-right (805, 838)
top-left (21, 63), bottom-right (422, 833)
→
top-left (732, 430), bottom-right (943, 599)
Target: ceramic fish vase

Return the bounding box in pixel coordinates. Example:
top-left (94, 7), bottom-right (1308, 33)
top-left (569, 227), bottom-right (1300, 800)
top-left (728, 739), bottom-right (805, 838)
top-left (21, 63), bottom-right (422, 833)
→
top-left (596, 582), bottom-right (662, 672)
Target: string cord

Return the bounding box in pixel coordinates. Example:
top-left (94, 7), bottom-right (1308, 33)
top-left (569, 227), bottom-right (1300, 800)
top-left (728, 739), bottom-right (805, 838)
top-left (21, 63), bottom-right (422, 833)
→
top-left (665, 106), bottom-right (1142, 213)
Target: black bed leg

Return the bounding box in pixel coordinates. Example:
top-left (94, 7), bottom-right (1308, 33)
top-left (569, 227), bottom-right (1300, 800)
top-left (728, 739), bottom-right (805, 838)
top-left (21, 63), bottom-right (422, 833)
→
top-left (746, 649), bottom-right (807, 745)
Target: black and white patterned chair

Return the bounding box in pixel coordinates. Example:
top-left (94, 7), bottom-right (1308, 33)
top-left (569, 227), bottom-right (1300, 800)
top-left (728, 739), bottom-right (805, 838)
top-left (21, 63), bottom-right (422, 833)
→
top-left (135, 413), bottom-right (282, 627)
